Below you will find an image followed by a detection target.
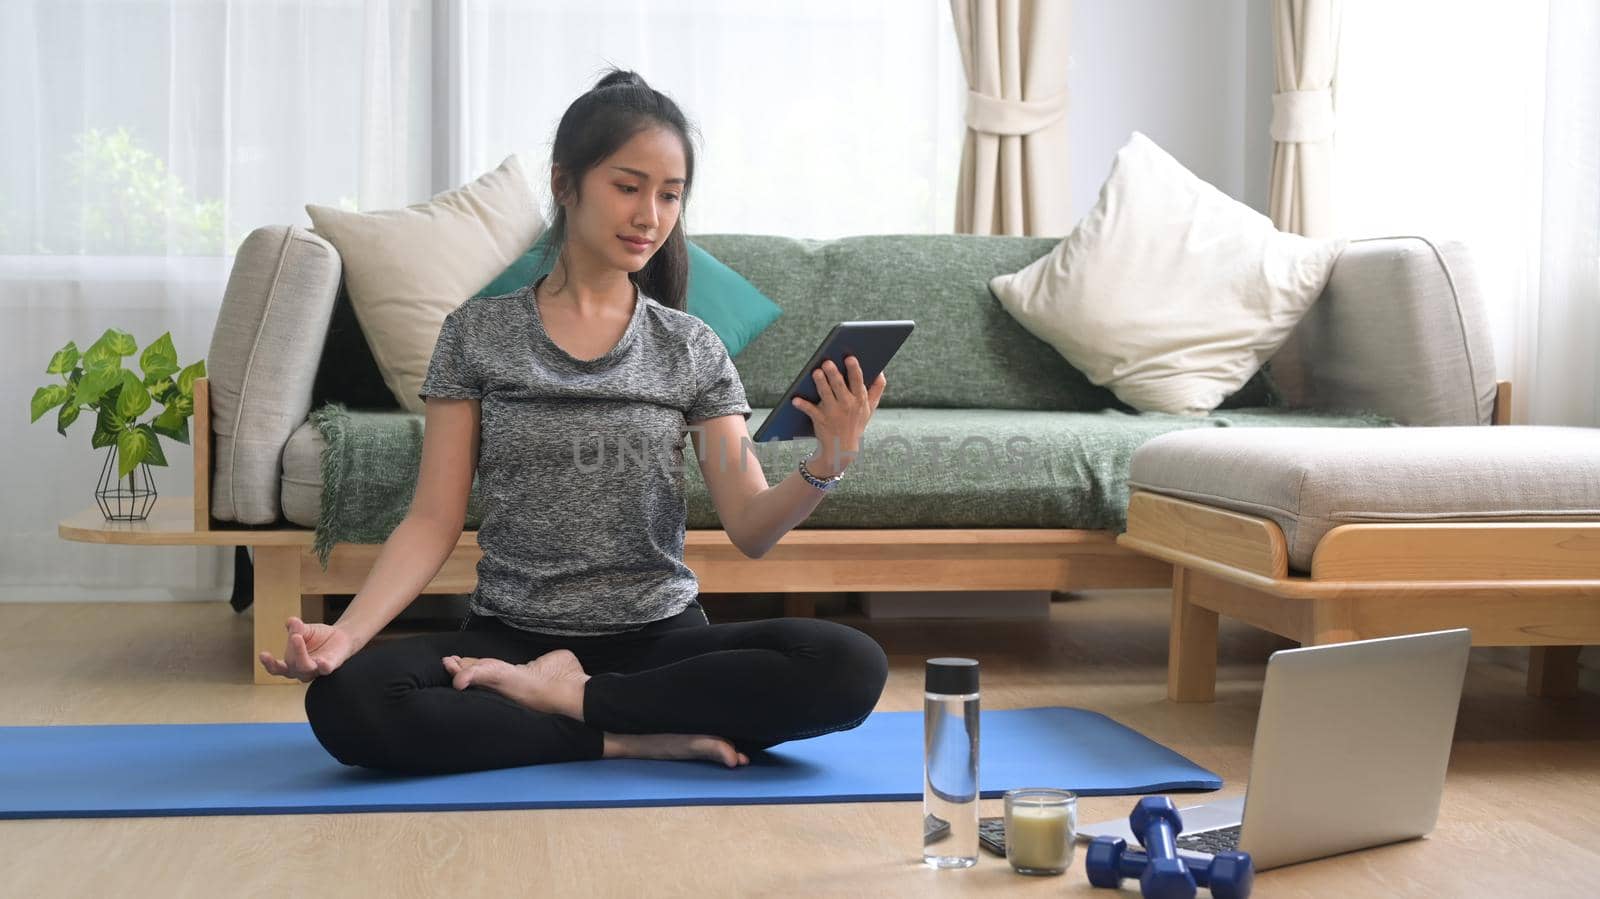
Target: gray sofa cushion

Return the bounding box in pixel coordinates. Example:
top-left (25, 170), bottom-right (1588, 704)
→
top-left (1270, 236), bottom-right (1498, 426)
top-left (206, 226), bottom-right (341, 523)
top-left (280, 418), bottom-right (326, 528)
top-left (1129, 426), bottom-right (1600, 572)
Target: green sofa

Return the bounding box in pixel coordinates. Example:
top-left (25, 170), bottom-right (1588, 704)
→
top-left (201, 229), bottom-right (1496, 679)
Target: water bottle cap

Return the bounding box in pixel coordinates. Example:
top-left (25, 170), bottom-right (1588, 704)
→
top-left (925, 657), bottom-right (980, 694)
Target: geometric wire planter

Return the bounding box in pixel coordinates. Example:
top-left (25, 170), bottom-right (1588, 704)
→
top-left (94, 444), bottom-right (157, 521)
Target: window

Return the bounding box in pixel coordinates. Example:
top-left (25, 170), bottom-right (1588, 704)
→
top-left (1333, 2), bottom-right (1550, 372)
top-left (3, 0), bottom-right (962, 257)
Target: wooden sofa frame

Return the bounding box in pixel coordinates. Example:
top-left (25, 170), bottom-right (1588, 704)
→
top-left (178, 379), bottom-right (1171, 684)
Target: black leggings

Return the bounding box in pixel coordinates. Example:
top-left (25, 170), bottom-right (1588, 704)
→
top-left (303, 601), bottom-right (890, 776)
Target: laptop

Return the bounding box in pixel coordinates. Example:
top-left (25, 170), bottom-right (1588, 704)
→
top-left (1079, 628), bottom-right (1472, 871)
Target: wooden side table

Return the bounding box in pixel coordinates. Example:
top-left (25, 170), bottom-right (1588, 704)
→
top-left (58, 496), bottom-right (332, 685)
top-left (59, 493), bottom-right (496, 685)
top-left (55, 377), bottom-right (339, 685)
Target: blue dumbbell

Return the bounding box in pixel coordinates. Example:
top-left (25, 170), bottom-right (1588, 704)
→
top-left (1085, 836), bottom-right (1255, 899)
top-left (1131, 796), bottom-right (1196, 898)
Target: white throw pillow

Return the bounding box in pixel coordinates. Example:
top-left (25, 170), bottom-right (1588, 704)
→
top-left (989, 132), bottom-right (1347, 415)
top-left (306, 155), bottom-right (545, 413)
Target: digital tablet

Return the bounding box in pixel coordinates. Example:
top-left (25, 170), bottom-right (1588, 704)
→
top-left (751, 320), bottom-right (915, 443)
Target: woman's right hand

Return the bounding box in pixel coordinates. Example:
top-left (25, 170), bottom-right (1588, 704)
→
top-left (259, 617), bottom-right (357, 682)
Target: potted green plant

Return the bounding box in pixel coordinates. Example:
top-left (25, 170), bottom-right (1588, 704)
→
top-left (29, 329), bottom-right (206, 521)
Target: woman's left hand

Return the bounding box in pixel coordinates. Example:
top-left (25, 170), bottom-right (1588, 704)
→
top-left (789, 355), bottom-right (887, 478)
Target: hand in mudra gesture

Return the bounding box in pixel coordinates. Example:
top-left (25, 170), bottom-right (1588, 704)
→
top-left (789, 355), bottom-right (887, 477)
top-left (259, 616), bottom-right (356, 682)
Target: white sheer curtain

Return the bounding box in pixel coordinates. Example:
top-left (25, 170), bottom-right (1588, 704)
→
top-left (1333, 0), bottom-right (1599, 426)
top-left (2, 0), bottom-right (965, 603)
top-left (456, 0), bottom-right (965, 238)
top-left (2, 0), bottom-right (430, 603)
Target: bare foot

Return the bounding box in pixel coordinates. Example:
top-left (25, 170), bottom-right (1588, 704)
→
top-left (604, 732), bottom-right (751, 768)
top-left (442, 649), bottom-right (591, 720)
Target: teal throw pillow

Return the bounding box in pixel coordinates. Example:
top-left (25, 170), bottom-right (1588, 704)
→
top-left (476, 233), bottom-right (781, 357)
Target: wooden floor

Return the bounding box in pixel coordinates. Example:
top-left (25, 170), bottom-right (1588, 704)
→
top-left (2, 590), bottom-right (1598, 898)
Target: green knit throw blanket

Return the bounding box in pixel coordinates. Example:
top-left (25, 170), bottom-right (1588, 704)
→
top-left (307, 403), bottom-right (488, 568)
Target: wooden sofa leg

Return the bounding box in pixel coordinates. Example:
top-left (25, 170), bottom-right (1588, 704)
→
top-left (253, 546), bottom-right (303, 686)
top-left (1528, 646), bottom-right (1581, 699)
top-left (783, 592), bottom-right (817, 618)
top-left (1169, 567), bottom-right (1219, 702)
top-left (300, 594), bottom-right (327, 625)
top-left (1308, 598), bottom-right (1357, 646)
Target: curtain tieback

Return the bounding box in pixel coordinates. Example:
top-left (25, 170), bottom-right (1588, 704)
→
top-left (964, 89), bottom-right (1068, 136)
top-left (1271, 89), bottom-right (1335, 143)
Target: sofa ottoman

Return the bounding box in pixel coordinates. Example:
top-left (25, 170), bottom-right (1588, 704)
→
top-left (1118, 424), bottom-right (1600, 701)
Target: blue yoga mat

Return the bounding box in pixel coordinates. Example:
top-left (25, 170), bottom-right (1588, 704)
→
top-left (0, 707), bottom-right (1219, 819)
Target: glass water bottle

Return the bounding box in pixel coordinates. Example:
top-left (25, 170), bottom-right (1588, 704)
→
top-left (923, 657), bottom-right (981, 868)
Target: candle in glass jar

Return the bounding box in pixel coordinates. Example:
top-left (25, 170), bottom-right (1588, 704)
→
top-left (1003, 788), bottom-right (1076, 875)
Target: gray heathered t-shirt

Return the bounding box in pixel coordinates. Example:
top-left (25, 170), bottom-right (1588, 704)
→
top-left (416, 276), bottom-right (753, 636)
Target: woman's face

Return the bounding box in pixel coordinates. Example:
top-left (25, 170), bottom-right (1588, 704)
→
top-left (559, 126), bottom-right (688, 273)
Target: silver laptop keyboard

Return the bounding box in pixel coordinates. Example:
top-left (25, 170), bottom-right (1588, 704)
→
top-left (1175, 825), bottom-right (1242, 854)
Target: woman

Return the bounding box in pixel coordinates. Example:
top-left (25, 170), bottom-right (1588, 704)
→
top-left (259, 69), bottom-right (891, 776)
